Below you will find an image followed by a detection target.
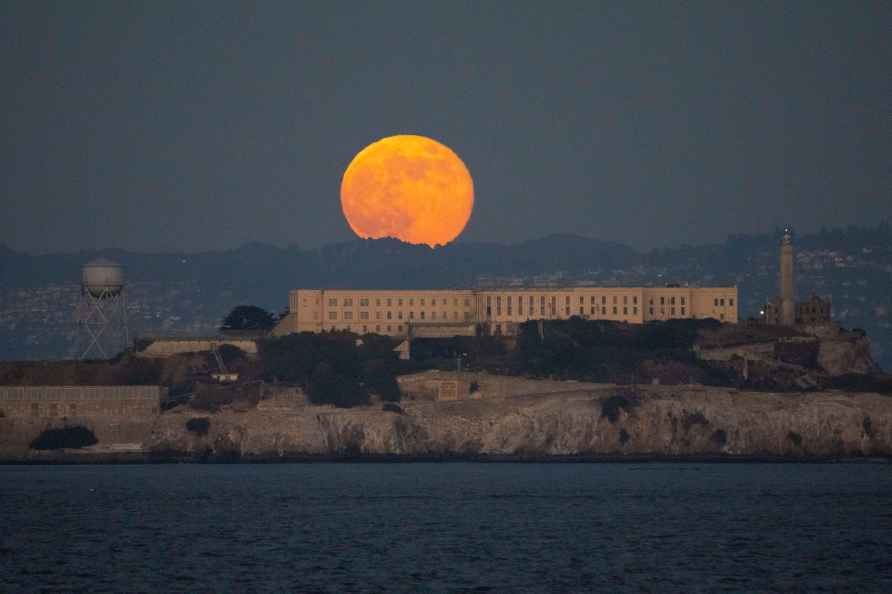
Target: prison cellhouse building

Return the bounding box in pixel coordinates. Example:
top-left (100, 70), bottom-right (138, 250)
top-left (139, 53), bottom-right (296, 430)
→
top-left (273, 286), bottom-right (739, 339)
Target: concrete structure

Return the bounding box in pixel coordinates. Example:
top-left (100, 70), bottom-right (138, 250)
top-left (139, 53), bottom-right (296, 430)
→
top-left (0, 385), bottom-right (163, 419)
top-left (764, 229), bottom-right (832, 326)
top-left (797, 294), bottom-right (832, 325)
top-left (137, 337), bottom-right (258, 357)
top-left (82, 258), bottom-right (124, 298)
top-left (274, 286), bottom-right (739, 338)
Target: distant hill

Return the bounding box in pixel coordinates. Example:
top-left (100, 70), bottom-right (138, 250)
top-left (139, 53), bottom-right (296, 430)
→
top-left (0, 222), bottom-right (890, 368)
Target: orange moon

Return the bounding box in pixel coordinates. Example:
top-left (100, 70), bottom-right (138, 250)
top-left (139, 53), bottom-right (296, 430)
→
top-left (340, 135), bottom-right (474, 247)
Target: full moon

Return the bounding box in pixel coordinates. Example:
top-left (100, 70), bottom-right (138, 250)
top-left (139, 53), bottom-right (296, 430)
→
top-left (340, 135), bottom-right (474, 247)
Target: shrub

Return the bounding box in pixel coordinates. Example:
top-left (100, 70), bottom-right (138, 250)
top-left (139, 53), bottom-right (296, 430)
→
top-left (217, 344), bottom-right (246, 366)
top-left (601, 393), bottom-right (640, 424)
top-left (132, 338), bottom-right (154, 352)
top-left (220, 305), bottom-right (275, 332)
top-left (30, 426), bottom-right (98, 450)
top-left (363, 359), bottom-right (401, 402)
top-left (710, 429), bottom-right (727, 447)
top-left (683, 411), bottom-right (709, 431)
top-left (186, 417), bottom-right (210, 436)
top-left (787, 431), bottom-right (802, 447)
top-left (308, 362), bottom-right (368, 408)
top-left (863, 416), bottom-right (874, 438)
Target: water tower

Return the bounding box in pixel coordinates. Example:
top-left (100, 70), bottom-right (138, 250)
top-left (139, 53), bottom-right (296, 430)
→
top-left (75, 258), bottom-right (129, 359)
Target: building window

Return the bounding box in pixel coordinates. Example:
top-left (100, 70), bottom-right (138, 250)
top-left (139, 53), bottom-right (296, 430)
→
top-left (714, 298), bottom-right (719, 307)
top-left (623, 307), bottom-right (628, 315)
top-left (398, 299), bottom-right (403, 306)
top-left (387, 325), bottom-right (391, 332)
top-left (387, 312), bottom-right (392, 320)
top-left (613, 307), bottom-right (618, 315)
top-left (420, 311), bottom-right (425, 320)
top-left (633, 307), bottom-right (638, 315)
top-left (362, 325), bottom-right (368, 333)
top-left (671, 307), bottom-right (675, 316)
top-left (661, 297), bottom-right (665, 305)
top-left (344, 311), bottom-right (353, 320)
top-left (409, 311), bottom-right (415, 319)
top-left (729, 298), bottom-right (734, 306)
top-left (398, 312), bottom-right (403, 320)
top-left (590, 296), bottom-right (596, 304)
top-left (420, 298), bottom-right (425, 306)
top-left (387, 298), bottom-right (392, 306)
top-left (649, 307), bottom-right (654, 315)
top-left (681, 297), bottom-right (686, 305)
top-left (565, 296), bottom-right (570, 305)
top-left (328, 298), bottom-right (337, 306)
top-left (590, 307), bottom-right (595, 315)
top-left (633, 296), bottom-right (638, 305)
top-left (681, 307), bottom-right (686, 315)
top-left (602, 296), bottom-right (607, 304)
top-left (720, 298), bottom-right (725, 306)
top-left (343, 298), bottom-right (352, 306)
top-left (579, 296), bottom-right (584, 304)
top-left (602, 307), bottom-right (607, 315)
top-left (328, 311), bottom-right (337, 320)
top-left (397, 325), bottom-right (403, 332)
top-left (360, 298), bottom-right (369, 307)
top-left (670, 297), bottom-right (675, 305)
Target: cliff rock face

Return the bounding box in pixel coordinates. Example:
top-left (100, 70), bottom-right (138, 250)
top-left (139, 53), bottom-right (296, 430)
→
top-left (143, 384), bottom-right (892, 460)
top-left (816, 334), bottom-right (877, 376)
top-left (3, 374), bottom-right (890, 462)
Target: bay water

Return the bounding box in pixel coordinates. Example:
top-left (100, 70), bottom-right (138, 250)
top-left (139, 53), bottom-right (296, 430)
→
top-left (1, 462), bottom-right (890, 592)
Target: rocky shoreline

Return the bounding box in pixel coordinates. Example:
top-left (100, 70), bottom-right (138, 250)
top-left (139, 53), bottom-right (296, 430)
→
top-left (3, 381), bottom-right (891, 464)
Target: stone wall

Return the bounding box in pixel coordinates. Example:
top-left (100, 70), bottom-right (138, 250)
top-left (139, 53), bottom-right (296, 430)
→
top-left (0, 385), bottom-right (163, 419)
top-left (397, 371), bottom-right (611, 401)
top-left (139, 338), bottom-right (258, 357)
top-left (694, 342), bottom-right (776, 362)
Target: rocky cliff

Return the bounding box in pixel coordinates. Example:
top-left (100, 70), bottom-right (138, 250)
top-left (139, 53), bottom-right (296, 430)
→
top-left (141, 386), bottom-right (891, 461)
top-left (4, 375), bottom-right (890, 462)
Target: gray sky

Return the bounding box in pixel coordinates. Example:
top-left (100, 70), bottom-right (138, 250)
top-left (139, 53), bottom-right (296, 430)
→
top-left (3, 1), bottom-right (890, 253)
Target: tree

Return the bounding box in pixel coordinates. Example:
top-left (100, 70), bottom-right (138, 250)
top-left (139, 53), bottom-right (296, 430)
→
top-left (220, 305), bottom-right (275, 332)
